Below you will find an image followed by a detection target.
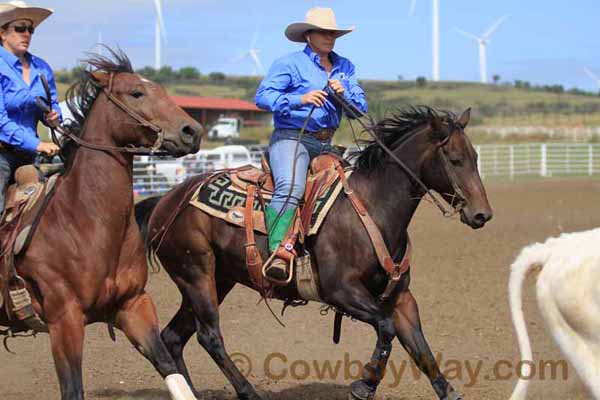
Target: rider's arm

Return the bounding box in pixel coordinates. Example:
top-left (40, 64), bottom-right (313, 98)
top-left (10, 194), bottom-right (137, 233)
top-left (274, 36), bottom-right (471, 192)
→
top-left (341, 62), bottom-right (368, 118)
top-left (0, 85), bottom-right (39, 152)
top-left (255, 59), bottom-right (303, 117)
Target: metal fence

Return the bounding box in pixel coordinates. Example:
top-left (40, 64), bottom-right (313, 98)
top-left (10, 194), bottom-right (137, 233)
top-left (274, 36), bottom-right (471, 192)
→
top-left (475, 143), bottom-right (600, 179)
top-left (133, 143), bottom-right (600, 195)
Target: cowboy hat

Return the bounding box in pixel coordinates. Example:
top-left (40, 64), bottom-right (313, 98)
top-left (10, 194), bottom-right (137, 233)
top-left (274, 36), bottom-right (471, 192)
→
top-left (0, 1), bottom-right (52, 29)
top-left (285, 7), bottom-right (354, 43)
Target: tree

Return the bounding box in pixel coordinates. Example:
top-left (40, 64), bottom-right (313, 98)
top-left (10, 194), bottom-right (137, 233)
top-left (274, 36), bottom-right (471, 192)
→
top-left (178, 66), bottom-right (201, 81)
top-left (492, 74), bottom-right (501, 85)
top-left (208, 72), bottom-right (226, 82)
top-left (416, 76), bottom-right (427, 88)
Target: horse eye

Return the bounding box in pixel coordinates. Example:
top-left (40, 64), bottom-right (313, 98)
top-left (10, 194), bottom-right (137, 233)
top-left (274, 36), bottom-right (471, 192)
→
top-left (131, 91), bottom-right (144, 99)
top-left (450, 159), bottom-right (463, 167)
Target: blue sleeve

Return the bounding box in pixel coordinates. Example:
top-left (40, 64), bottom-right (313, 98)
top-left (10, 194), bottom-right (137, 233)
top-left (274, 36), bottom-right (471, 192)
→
top-left (255, 58), bottom-right (303, 117)
top-left (341, 62), bottom-right (368, 118)
top-left (0, 82), bottom-right (39, 152)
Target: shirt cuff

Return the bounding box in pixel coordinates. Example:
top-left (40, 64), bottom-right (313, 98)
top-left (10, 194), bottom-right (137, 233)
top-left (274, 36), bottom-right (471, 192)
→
top-left (22, 135), bottom-right (40, 153)
top-left (288, 94), bottom-right (303, 110)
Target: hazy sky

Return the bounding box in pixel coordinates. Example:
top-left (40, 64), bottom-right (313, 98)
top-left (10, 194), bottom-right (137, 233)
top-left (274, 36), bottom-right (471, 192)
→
top-left (27, 0), bottom-right (600, 91)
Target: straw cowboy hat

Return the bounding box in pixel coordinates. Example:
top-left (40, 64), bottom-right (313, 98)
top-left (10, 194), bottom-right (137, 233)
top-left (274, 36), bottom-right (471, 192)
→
top-left (285, 7), bottom-right (354, 43)
top-left (0, 1), bottom-right (52, 28)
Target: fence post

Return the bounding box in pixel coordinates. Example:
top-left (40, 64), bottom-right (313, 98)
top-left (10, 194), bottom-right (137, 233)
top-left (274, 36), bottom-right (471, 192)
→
top-left (590, 144), bottom-right (594, 176)
top-left (540, 144), bottom-right (548, 177)
top-left (476, 145), bottom-right (483, 178)
top-left (509, 145), bottom-right (514, 180)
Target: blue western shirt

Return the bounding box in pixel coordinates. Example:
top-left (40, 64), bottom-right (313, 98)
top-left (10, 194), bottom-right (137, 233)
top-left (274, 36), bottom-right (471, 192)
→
top-left (0, 46), bottom-right (61, 153)
top-left (255, 45), bottom-right (367, 132)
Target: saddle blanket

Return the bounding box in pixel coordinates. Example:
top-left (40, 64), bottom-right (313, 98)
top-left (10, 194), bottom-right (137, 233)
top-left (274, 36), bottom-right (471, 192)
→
top-left (189, 171), bottom-right (350, 236)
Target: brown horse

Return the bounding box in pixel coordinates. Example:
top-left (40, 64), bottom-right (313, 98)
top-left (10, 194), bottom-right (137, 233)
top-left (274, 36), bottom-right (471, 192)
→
top-left (0, 50), bottom-right (202, 400)
top-left (137, 107), bottom-right (492, 400)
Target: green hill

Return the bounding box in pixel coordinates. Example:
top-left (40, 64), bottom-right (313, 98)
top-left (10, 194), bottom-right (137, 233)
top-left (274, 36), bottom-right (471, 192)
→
top-left (54, 71), bottom-right (600, 145)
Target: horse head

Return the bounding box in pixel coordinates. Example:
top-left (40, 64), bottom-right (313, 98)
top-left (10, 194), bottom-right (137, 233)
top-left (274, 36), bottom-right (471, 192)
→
top-left (421, 108), bottom-right (493, 229)
top-left (66, 48), bottom-right (203, 158)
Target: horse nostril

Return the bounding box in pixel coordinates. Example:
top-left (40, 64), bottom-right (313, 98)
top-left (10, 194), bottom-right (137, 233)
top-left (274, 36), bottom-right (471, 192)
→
top-left (181, 124), bottom-right (196, 138)
top-left (474, 212), bottom-right (492, 225)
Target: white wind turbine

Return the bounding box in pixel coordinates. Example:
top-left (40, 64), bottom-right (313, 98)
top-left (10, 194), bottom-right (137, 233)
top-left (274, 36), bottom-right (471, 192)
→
top-left (152, 0), bottom-right (167, 70)
top-left (232, 18), bottom-right (264, 75)
top-left (455, 15), bottom-right (509, 84)
top-left (410, 0), bottom-right (440, 81)
top-left (584, 67), bottom-right (600, 91)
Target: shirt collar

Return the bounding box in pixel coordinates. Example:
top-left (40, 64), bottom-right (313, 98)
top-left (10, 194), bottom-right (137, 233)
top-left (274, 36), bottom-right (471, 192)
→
top-left (0, 46), bottom-right (32, 67)
top-left (303, 45), bottom-right (339, 67)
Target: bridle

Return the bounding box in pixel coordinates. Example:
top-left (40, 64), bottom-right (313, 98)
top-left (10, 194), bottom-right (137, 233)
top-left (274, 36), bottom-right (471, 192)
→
top-left (328, 88), bottom-right (467, 217)
top-left (39, 73), bottom-right (169, 157)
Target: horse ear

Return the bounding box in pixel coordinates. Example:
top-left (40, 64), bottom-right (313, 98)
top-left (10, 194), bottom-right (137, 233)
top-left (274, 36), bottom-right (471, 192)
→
top-left (458, 108), bottom-right (471, 128)
top-left (90, 71), bottom-right (110, 87)
top-left (427, 109), bottom-right (443, 132)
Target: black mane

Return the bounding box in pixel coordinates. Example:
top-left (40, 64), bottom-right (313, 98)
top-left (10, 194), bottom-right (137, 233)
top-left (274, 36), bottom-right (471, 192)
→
top-left (351, 106), bottom-right (456, 171)
top-left (65, 47), bottom-right (133, 137)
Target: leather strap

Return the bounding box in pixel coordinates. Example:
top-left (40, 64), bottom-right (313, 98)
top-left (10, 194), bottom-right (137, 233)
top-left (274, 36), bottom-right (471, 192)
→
top-left (243, 185), bottom-right (268, 291)
top-left (334, 162), bottom-right (412, 302)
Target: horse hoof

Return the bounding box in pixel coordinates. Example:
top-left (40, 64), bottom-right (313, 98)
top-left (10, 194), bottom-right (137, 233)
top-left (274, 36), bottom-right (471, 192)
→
top-left (349, 380), bottom-right (376, 400)
top-left (443, 391), bottom-right (463, 400)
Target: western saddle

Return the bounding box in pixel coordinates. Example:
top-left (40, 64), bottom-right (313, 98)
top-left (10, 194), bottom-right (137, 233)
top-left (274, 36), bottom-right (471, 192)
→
top-left (0, 163), bottom-right (62, 332)
top-left (217, 153), bottom-right (411, 304)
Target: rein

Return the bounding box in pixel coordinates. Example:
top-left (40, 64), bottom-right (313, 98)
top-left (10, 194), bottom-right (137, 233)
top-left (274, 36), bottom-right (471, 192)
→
top-left (328, 88), bottom-right (466, 217)
top-left (39, 73), bottom-right (169, 157)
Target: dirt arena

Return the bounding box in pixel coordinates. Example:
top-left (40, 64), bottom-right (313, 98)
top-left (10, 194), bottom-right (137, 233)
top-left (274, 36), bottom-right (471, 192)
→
top-left (1, 178), bottom-right (599, 400)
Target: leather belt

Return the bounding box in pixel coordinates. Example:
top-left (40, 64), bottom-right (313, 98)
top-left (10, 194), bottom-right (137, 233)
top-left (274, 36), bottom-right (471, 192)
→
top-left (309, 128), bottom-right (336, 141)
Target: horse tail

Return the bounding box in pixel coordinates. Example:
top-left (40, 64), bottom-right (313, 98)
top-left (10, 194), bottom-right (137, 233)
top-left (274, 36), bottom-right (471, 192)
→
top-left (508, 243), bottom-right (548, 400)
top-left (135, 196), bottom-right (163, 244)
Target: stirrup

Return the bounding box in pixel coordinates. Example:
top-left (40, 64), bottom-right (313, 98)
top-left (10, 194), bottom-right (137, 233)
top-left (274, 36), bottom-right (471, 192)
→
top-left (262, 252), bottom-right (294, 285)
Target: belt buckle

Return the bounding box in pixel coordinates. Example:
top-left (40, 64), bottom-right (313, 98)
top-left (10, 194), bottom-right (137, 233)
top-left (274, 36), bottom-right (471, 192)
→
top-left (313, 129), bottom-right (334, 141)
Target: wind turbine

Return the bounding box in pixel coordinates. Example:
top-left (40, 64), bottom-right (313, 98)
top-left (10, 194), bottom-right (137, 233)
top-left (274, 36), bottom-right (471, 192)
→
top-left (409, 0), bottom-right (440, 81)
top-left (584, 67), bottom-right (600, 91)
top-left (232, 18), bottom-right (264, 75)
top-left (455, 15), bottom-right (508, 84)
top-left (152, 0), bottom-right (167, 70)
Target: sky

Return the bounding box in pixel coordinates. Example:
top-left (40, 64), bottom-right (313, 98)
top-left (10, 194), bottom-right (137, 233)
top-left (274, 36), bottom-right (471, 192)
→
top-left (27, 0), bottom-right (600, 91)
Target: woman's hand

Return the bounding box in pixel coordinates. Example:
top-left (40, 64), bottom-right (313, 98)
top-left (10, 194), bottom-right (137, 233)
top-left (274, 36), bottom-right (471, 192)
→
top-left (301, 90), bottom-right (328, 107)
top-left (37, 141), bottom-right (60, 157)
top-left (45, 110), bottom-right (59, 128)
top-left (328, 79), bottom-right (345, 95)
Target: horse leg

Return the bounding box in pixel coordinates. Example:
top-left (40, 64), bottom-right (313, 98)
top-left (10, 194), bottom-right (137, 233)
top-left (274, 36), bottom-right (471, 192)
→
top-left (325, 282), bottom-right (396, 400)
top-left (393, 289), bottom-right (461, 400)
top-left (114, 291), bottom-right (196, 400)
top-left (184, 276), bottom-right (262, 400)
top-left (161, 278), bottom-right (236, 389)
top-left (48, 307), bottom-right (85, 400)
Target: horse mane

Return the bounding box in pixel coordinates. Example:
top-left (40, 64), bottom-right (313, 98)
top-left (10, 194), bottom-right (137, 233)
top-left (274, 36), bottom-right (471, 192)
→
top-left (351, 105), bottom-right (456, 172)
top-left (61, 47), bottom-right (133, 162)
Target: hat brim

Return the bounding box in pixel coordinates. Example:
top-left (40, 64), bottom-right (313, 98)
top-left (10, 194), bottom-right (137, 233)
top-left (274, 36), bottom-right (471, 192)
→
top-left (0, 7), bottom-right (52, 29)
top-left (285, 22), bottom-right (354, 43)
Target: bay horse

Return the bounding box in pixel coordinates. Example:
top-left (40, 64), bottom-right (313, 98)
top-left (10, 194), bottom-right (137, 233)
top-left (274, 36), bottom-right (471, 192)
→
top-left (0, 49), bottom-right (202, 400)
top-left (137, 107), bottom-right (492, 400)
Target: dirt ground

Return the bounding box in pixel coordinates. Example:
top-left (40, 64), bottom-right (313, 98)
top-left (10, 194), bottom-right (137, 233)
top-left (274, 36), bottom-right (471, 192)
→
top-left (1, 178), bottom-right (600, 400)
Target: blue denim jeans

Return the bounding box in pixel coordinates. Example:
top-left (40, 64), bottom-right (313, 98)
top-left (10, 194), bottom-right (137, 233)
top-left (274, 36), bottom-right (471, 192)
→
top-left (0, 150), bottom-right (35, 213)
top-left (268, 129), bottom-right (333, 213)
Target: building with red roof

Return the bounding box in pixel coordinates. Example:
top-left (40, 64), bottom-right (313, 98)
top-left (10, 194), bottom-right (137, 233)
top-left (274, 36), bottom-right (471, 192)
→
top-left (171, 96), bottom-right (270, 130)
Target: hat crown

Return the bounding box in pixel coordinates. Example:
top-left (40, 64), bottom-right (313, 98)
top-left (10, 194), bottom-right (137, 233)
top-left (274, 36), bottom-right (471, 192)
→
top-left (305, 7), bottom-right (338, 29)
top-left (9, 1), bottom-right (27, 7)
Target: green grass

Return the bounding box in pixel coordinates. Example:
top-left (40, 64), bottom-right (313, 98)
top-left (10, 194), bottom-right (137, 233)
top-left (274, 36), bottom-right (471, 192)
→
top-left (53, 78), bottom-right (600, 145)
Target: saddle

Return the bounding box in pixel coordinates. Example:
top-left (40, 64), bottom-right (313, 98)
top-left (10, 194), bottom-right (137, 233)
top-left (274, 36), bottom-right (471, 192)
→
top-left (201, 153), bottom-right (411, 305)
top-left (0, 163), bottom-right (62, 332)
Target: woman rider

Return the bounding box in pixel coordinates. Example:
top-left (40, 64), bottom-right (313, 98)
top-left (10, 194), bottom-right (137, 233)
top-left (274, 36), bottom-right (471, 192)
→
top-left (0, 1), bottom-right (60, 213)
top-left (255, 7), bottom-right (367, 282)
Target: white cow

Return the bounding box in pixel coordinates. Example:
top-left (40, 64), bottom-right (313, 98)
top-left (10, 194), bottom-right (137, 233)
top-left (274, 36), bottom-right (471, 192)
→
top-left (509, 227), bottom-right (600, 400)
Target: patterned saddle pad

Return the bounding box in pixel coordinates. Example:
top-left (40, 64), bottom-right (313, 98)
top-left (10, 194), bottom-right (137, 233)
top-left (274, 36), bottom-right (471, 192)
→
top-left (189, 170), bottom-right (349, 236)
